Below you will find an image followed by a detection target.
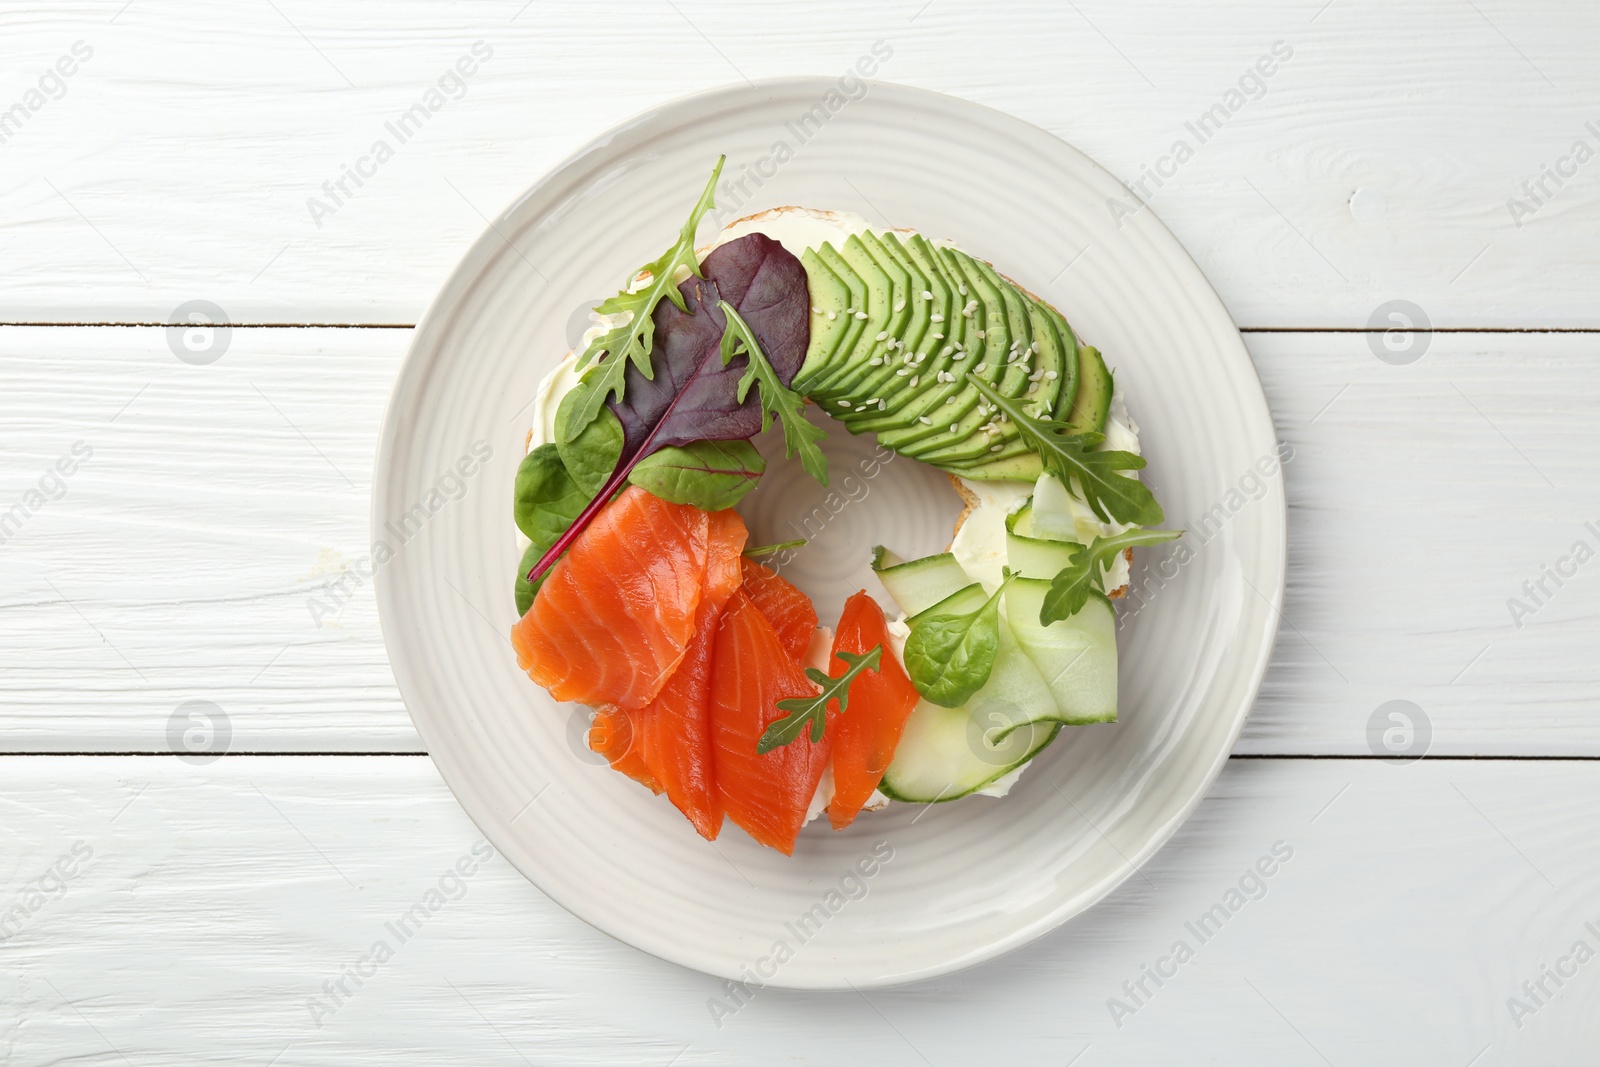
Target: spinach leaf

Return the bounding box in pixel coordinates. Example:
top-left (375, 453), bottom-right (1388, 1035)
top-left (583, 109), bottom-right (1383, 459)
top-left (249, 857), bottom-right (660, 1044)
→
top-left (903, 577), bottom-right (1014, 708)
top-left (514, 541), bottom-right (541, 615)
top-left (1039, 528), bottom-right (1183, 624)
top-left (512, 444), bottom-right (590, 613)
top-left (629, 439), bottom-right (766, 510)
top-left (514, 444), bottom-right (588, 545)
top-left (554, 380), bottom-right (623, 496)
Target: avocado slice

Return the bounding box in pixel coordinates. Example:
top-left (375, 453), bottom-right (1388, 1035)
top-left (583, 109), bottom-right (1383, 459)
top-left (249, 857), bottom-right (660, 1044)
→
top-left (801, 243), bottom-right (871, 401)
top-left (855, 235), bottom-right (977, 437)
top-left (1033, 299), bottom-right (1081, 423)
top-left (837, 233), bottom-right (958, 432)
top-left (941, 450), bottom-right (1045, 482)
top-left (824, 231), bottom-right (935, 416)
top-left (1066, 345), bottom-right (1113, 435)
top-left (793, 248), bottom-right (853, 388)
top-left (875, 247), bottom-right (1003, 451)
top-left (807, 234), bottom-right (902, 399)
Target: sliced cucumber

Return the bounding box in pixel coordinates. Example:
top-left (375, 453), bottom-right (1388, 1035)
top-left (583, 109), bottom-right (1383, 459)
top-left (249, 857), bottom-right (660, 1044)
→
top-left (877, 702), bottom-right (1059, 803)
top-left (879, 606), bottom-right (1066, 802)
top-left (1005, 503), bottom-right (1079, 579)
top-left (1029, 471), bottom-right (1080, 541)
top-left (1005, 580), bottom-right (1117, 725)
top-left (908, 582), bottom-right (988, 625)
top-left (871, 550), bottom-right (973, 618)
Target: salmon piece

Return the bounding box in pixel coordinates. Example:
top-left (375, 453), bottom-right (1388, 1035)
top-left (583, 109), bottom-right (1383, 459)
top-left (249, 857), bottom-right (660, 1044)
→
top-left (512, 487), bottom-right (712, 710)
top-left (589, 707), bottom-right (660, 793)
top-left (826, 592), bottom-right (921, 830)
top-left (739, 558), bottom-right (818, 661)
top-left (709, 591), bottom-right (830, 855)
top-left (584, 507), bottom-right (749, 839)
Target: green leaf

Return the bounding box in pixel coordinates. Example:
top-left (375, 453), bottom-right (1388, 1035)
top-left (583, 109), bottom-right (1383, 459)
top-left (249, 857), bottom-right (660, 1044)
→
top-left (744, 538), bottom-right (807, 559)
top-left (514, 444), bottom-right (589, 546)
top-left (554, 380), bottom-right (624, 496)
top-left (513, 445), bottom-right (592, 615)
top-left (514, 541), bottom-right (542, 615)
top-left (757, 646), bottom-right (884, 754)
top-left (717, 300), bottom-right (829, 486)
top-left (903, 577), bottom-right (1014, 708)
top-left (629, 439), bottom-right (766, 510)
top-left (567, 156), bottom-right (726, 430)
top-left (969, 376), bottom-right (1165, 527)
top-left (1039, 528), bottom-right (1184, 624)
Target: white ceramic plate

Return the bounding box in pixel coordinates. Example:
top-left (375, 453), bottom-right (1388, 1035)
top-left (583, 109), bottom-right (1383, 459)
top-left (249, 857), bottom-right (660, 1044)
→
top-left (373, 78), bottom-right (1285, 989)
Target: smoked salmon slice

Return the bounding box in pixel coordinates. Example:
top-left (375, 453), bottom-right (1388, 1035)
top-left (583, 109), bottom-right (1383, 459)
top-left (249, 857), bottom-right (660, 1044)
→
top-left (512, 486), bottom-right (726, 710)
top-left (739, 558), bottom-right (818, 661)
top-left (826, 592), bottom-right (921, 830)
top-left (589, 706), bottom-right (661, 793)
top-left (708, 590), bottom-right (830, 855)
top-left (603, 508), bottom-right (748, 840)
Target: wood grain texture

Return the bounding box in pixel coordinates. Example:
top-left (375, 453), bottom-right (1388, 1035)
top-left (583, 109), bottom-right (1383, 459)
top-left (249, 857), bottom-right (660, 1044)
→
top-left (2, 1), bottom-right (1598, 326)
top-left (2, 756), bottom-right (1597, 1065)
top-left (4, 326), bottom-right (1595, 755)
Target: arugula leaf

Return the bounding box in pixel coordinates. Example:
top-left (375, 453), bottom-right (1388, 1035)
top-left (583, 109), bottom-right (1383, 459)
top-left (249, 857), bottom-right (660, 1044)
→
top-left (513, 445), bottom-right (590, 613)
top-left (757, 646), bottom-right (884, 754)
top-left (1039, 528), bottom-right (1184, 624)
top-left (567, 156), bottom-right (726, 431)
top-left (903, 576), bottom-right (1015, 708)
top-left (718, 300), bottom-right (829, 486)
top-left (744, 538), bottom-right (807, 559)
top-left (524, 232), bottom-right (811, 587)
top-left (969, 376), bottom-right (1165, 527)
top-left (629, 439), bottom-right (766, 510)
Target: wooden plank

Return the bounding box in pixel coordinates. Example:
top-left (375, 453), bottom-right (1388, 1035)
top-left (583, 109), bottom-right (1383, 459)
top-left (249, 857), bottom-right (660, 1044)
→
top-left (1, 756), bottom-right (1596, 1063)
top-left (2, 1), bottom-right (1598, 326)
top-left (2, 326), bottom-right (1596, 754)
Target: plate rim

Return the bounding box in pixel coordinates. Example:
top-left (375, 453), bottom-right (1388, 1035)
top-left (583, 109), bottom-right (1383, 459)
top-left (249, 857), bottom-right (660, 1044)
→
top-left (373, 74), bottom-right (1287, 990)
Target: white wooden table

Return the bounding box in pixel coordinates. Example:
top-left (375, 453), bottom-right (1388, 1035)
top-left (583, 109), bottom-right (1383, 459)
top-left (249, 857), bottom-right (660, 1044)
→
top-left (4, 3), bottom-right (1598, 1063)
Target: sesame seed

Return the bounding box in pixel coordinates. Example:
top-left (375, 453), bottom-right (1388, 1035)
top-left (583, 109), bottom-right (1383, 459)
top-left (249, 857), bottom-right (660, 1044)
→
top-left (976, 330), bottom-right (986, 339)
top-left (974, 363), bottom-right (987, 372)
top-left (811, 306), bottom-right (822, 314)
top-left (990, 444), bottom-right (1003, 452)
top-left (837, 400), bottom-right (851, 407)
top-left (904, 352), bottom-right (915, 364)
top-left (922, 290), bottom-right (933, 300)
top-left (894, 299), bottom-right (906, 312)
top-left (952, 351), bottom-right (966, 360)
top-left (876, 331), bottom-right (888, 341)
top-left (916, 352), bottom-right (928, 363)
top-left (909, 375), bottom-right (919, 387)
top-left (939, 346), bottom-right (952, 358)
top-left (958, 283), bottom-right (967, 295)
top-left (1045, 370), bottom-right (1058, 379)
top-left (930, 333), bottom-right (944, 340)
top-left (918, 416), bottom-right (931, 425)
top-left (930, 314), bottom-right (944, 323)
top-left (953, 424), bottom-right (962, 433)
top-left (826, 311), bottom-right (836, 320)
top-left (845, 307), bottom-right (855, 314)
top-left (869, 357), bottom-right (883, 366)
top-left (877, 399), bottom-right (887, 410)
top-left (896, 368), bottom-right (909, 376)
top-left (855, 404), bottom-right (868, 411)
top-left (854, 311), bottom-right (868, 320)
